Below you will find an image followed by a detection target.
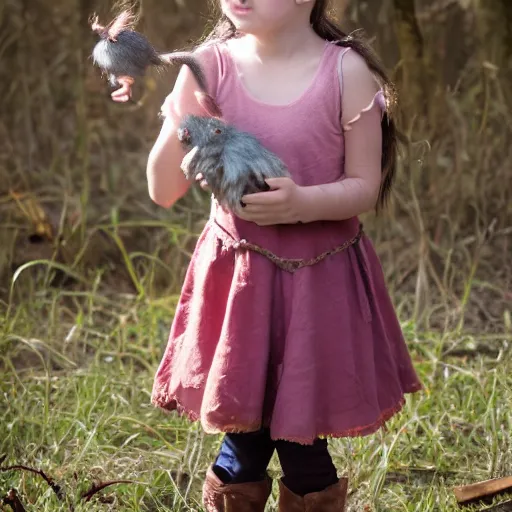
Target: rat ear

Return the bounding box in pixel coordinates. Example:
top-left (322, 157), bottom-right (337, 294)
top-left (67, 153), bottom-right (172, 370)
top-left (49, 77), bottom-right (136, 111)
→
top-left (194, 91), bottom-right (223, 118)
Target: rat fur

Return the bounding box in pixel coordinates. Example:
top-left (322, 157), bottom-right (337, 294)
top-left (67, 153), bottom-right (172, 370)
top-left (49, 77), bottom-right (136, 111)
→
top-left (178, 115), bottom-right (290, 210)
top-left (90, 10), bottom-right (209, 94)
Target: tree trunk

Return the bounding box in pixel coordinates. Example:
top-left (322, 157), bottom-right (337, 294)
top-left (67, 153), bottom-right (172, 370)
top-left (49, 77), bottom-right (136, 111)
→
top-left (392, 0), bottom-right (430, 118)
top-left (499, 0), bottom-right (512, 63)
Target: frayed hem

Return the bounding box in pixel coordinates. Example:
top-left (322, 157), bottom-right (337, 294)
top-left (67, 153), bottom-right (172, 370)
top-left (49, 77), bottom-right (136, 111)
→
top-left (151, 384), bottom-right (423, 446)
top-left (269, 385), bottom-right (423, 445)
top-left (151, 392), bottom-right (264, 434)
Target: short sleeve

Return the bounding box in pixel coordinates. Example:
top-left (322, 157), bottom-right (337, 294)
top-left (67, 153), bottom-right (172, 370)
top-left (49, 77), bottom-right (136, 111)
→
top-left (338, 48), bottom-right (386, 132)
top-left (193, 43), bottom-right (222, 99)
top-left (160, 43), bottom-right (221, 120)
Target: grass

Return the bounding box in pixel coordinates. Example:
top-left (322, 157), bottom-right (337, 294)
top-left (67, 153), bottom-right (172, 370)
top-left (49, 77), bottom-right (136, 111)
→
top-left (1, 265), bottom-right (512, 511)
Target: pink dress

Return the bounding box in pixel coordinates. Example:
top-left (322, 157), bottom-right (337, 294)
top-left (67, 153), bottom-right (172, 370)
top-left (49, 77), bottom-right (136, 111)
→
top-left (151, 41), bottom-right (422, 445)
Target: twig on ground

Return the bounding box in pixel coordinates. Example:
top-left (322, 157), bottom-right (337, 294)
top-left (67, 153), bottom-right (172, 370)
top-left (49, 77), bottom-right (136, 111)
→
top-left (0, 464), bottom-right (64, 500)
top-left (81, 480), bottom-right (138, 502)
top-left (2, 489), bottom-right (27, 512)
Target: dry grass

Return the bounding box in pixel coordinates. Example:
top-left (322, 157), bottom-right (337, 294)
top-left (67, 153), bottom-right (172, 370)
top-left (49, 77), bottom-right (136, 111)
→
top-left (1, 0), bottom-right (511, 510)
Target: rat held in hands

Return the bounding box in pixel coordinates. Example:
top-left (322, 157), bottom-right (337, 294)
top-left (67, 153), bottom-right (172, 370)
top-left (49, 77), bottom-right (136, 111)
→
top-left (90, 10), bottom-right (290, 210)
top-left (177, 115), bottom-right (290, 210)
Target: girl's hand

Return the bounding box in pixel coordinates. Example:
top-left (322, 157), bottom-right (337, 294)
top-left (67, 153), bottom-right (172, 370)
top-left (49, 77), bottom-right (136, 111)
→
top-left (236, 177), bottom-right (307, 226)
top-left (195, 173), bottom-right (210, 191)
top-left (111, 76), bottom-right (134, 102)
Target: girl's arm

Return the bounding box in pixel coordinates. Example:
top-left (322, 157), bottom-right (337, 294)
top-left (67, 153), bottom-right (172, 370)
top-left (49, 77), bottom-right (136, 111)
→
top-left (146, 49), bottom-right (217, 208)
top-left (297, 49), bottom-right (384, 222)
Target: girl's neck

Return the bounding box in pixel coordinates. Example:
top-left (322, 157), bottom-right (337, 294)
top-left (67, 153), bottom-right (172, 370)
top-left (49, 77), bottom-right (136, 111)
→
top-left (240, 24), bottom-right (323, 61)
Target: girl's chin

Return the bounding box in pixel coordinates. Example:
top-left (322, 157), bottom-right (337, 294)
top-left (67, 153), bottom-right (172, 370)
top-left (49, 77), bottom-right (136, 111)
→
top-left (230, 19), bottom-right (256, 32)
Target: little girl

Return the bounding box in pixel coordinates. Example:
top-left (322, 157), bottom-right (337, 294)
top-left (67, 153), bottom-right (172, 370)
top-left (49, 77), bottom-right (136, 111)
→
top-left (116, 0), bottom-right (422, 509)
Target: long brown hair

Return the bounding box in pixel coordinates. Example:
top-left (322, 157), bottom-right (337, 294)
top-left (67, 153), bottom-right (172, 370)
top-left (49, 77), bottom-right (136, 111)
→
top-left (200, 0), bottom-right (399, 211)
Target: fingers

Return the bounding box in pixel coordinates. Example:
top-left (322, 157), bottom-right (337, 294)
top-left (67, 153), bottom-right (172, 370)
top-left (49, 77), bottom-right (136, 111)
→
top-left (111, 93), bottom-right (131, 103)
top-left (111, 84), bottom-right (132, 102)
top-left (111, 76), bottom-right (134, 103)
top-left (195, 173), bottom-right (210, 191)
top-left (241, 189), bottom-right (284, 205)
top-left (235, 204), bottom-right (288, 225)
top-left (241, 178), bottom-right (294, 204)
top-left (264, 177), bottom-right (291, 189)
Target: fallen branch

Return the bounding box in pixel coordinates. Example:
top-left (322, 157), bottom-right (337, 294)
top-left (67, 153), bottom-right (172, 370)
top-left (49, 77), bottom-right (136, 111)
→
top-left (454, 476), bottom-right (512, 506)
top-left (81, 480), bottom-right (137, 502)
top-left (0, 464), bottom-right (64, 500)
top-left (2, 489), bottom-right (27, 512)
top-left (1, 460), bottom-right (138, 507)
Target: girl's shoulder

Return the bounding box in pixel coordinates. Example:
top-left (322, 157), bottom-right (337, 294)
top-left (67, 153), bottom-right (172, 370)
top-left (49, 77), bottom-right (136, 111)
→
top-left (160, 42), bottom-right (225, 120)
top-left (335, 46), bottom-right (386, 130)
top-left (192, 39), bottom-right (242, 91)
top-left (192, 42), bottom-right (227, 98)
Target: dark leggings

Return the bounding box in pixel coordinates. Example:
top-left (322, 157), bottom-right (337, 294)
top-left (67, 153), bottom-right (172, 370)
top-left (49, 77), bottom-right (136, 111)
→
top-left (212, 428), bottom-right (338, 496)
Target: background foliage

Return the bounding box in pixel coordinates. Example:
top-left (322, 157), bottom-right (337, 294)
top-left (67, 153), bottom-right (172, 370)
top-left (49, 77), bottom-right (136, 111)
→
top-left (1, 0), bottom-right (511, 510)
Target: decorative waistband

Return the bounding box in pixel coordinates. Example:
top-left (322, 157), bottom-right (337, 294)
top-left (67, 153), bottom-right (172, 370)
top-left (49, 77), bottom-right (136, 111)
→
top-left (211, 220), bottom-right (364, 273)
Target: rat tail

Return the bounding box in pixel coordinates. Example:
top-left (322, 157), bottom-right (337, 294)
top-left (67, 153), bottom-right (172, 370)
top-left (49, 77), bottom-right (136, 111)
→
top-left (160, 53), bottom-right (223, 118)
top-left (159, 52), bottom-right (208, 92)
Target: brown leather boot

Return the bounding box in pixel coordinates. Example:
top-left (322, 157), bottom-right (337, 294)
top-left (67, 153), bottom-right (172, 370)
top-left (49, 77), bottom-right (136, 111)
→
top-left (278, 477), bottom-right (348, 511)
top-left (202, 466), bottom-right (273, 511)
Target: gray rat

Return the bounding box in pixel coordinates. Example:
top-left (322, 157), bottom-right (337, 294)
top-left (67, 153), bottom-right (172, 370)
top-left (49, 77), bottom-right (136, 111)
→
top-left (90, 10), bottom-right (211, 103)
top-left (177, 115), bottom-right (290, 210)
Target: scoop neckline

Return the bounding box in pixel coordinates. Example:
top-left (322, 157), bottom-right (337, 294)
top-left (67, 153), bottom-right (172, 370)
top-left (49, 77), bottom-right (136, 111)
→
top-left (224, 40), bottom-right (332, 109)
